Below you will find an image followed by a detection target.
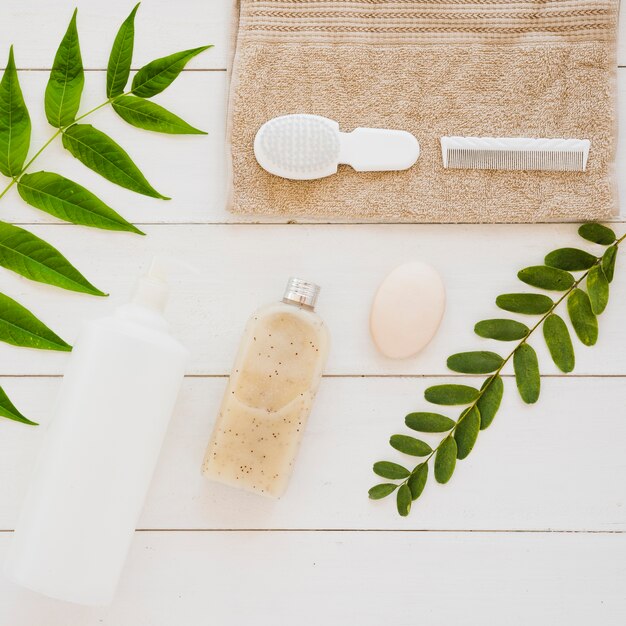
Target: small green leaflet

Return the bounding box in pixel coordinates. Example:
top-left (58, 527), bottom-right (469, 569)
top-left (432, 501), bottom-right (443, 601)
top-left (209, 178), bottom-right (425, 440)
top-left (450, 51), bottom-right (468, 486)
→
top-left (425, 384), bottom-right (479, 406)
top-left (18, 172), bottom-right (143, 234)
top-left (446, 351), bottom-right (503, 374)
top-left (474, 319), bottom-right (528, 341)
top-left (544, 248), bottom-right (597, 272)
top-left (405, 412), bottom-right (455, 433)
top-left (62, 124), bottom-right (168, 199)
top-left (373, 461), bottom-right (410, 480)
top-left (518, 266), bottom-right (574, 291)
top-left (542, 314), bottom-right (575, 373)
top-left (477, 375), bottom-right (503, 430)
top-left (0, 385), bottom-right (36, 425)
top-left (513, 344), bottom-right (540, 404)
top-left (0, 291), bottom-right (71, 351)
top-left (113, 96), bottom-right (206, 135)
top-left (45, 9), bottom-right (84, 128)
top-left (434, 437), bottom-right (457, 484)
top-left (389, 434), bottom-right (432, 457)
top-left (587, 265), bottom-right (609, 315)
top-left (0, 46), bottom-right (31, 177)
top-left (578, 223), bottom-right (615, 246)
top-left (0, 221), bottom-right (105, 296)
top-left (408, 463), bottom-right (428, 500)
top-left (107, 3), bottom-right (139, 98)
top-left (454, 406), bottom-right (480, 460)
top-left (396, 484), bottom-right (412, 517)
top-left (368, 483), bottom-right (397, 500)
top-left (131, 45), bottom-right (212, 98)
top-left (602, 246), bottom-right (617, 283)
top-left (567, 288), bottom-right (598, 346)
top-left (496, 293), bottom-right (553, 315)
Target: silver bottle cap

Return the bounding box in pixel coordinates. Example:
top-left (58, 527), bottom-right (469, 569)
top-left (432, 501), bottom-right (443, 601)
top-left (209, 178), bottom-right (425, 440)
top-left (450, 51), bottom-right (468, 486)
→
top-left (283, 277), bottom-right (320, 309)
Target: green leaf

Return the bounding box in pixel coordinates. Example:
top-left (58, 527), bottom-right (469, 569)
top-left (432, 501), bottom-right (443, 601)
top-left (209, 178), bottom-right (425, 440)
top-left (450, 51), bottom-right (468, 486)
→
top-left (389, 434), bottom-right (432, 457)
top-left (544, 248), bottom-right (597, 272)
top-left (434, 437), bottom-right (457, 484)
top-left (513, 344), bottom-right (540, 404)
top-left (542, 314), bottom-right (575, 373)
top-left (405, 412), bottom-right (455, 433)
top-left (477, 375), bottom-right (503, 430)
top-left (454, 406), bottom-right (480, 460)
top-left (0, 221), bottom-right (105, 296)
top-left (368, 483), bottom-right (398, 500)
top-left (45, 9), bottom-right (84, 128)
top-left (474, 319), bottom-right (528, 341)
top-left (18, 172), bottom-right (143, 234)
top-left (602, 246), bottom-right (617, 283)
top-left (425, 384), bottom-right (479, 406)
top-left (408, 463), bottom-right (428, 500)
top-left (496, 293), bottom-right (553, 315)
top-left (0, 46), bottom-right (30, 177)
top-left (567, 288), bottom-right (598, 346)
top-left (0, 292), bottom-right (71, 351)
top-left (0, 385), bottom-right (36, 425)
top-left (587, 264), bottom-right (609, 315)
top-left (396, 483), bottom-right (412, 517)
top-left (373, 461), bottom-right (410, 480)
top-left (131, 45), bottom-right (212, 98)
top-left (578, 223), bottom-right (616, 246)
top-left (446, 351), bottom-right (503, 374)
top-left (112, 96), bottom-right (206, 135)
top-left (62, 124), bottom-right (168, 199)
top-left (107, 3), bottom-right (139, 98)
top-left (518, 266), bottom-right (575, 291)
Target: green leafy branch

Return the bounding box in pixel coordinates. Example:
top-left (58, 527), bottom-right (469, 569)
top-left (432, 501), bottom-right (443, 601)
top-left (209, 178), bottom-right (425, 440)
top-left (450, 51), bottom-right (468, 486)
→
top-left (369, 223), bottom-right (623, 516)
top-left (0, 4), bottom-right (211, 425)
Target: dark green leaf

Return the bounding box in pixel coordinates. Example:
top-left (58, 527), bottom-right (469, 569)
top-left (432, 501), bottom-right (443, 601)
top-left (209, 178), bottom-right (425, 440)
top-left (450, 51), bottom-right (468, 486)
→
top-left (454, 406), bottom-right (480, 460)
top-left (0, 385), bottom-right (36, 425)
top-left (0, 46), bottom-right (30, 177)
top-left (424, 384), bottom-right (479, 406)
top-left (408, 463), bottom-right (428, 500)
top-left (389, 434), bottom-right (432, 457)
top-left (0, 221), bottom-right (105, 296)
top-left (45, 9), bottom-right (84, 128)
top-left (368, 483), bottom-right (398, 500)
top-left (513, 344), bottom-right (540, 404)
top-left (578, 223), bottom-right (616, 246)
top-left (567, 288), bottom-right (598, 346)
top-left (434, 437), bottom-right (457, 484)
top-left (447, 351), bottom-right (503, 374)
top-left (544, 248), bottom-right (597, 272)
top-left (373, 461), bottom-right (410, 480)
top-left (396, 484), bottom-right (412, 517)
top-left (587, 264), bottom-right (609, 315)
top-left (474, 319), bottom-right (528, 341)
top-left (62, 124), bottom-right (168, 199)
top-left (477, 375), bottom-right (503, 430)
top-left (405, 412), bottom-right (455, 433)
top-left (602, 246), bottom-right (617, 283)
top-left (107, 3), bottom-right (139, 98)
top-left (131, 45), bottom-right (212, 98)
top-left (496, 293), bottom-right (553, 315)
top-left (113, 96), bottom-right (206, 135)
top-left (18, 172), bottom-right (143, 234)
top-left (0, 292), bottom-right (71, 351)
top-left (542, 314), bottom-right (575, 373)
top-left (518, 266), bottom-right (574, 291)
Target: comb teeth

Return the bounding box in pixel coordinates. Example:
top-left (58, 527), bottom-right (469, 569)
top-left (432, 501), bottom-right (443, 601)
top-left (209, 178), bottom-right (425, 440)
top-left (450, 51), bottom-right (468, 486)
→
top-left (441, 137), bottom-right (591, 172)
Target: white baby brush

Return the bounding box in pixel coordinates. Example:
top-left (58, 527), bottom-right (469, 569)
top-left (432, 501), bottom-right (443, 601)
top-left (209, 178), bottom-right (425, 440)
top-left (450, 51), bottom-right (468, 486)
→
top-left (254, 114), bottom-right (420, 181)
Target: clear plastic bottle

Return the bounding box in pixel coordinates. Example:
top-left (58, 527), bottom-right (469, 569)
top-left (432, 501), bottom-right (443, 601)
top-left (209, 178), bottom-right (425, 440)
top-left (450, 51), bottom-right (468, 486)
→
top-left (202, 278), bottom-right (329, 497)
top-left (4, 261), bottom-right (188, 606)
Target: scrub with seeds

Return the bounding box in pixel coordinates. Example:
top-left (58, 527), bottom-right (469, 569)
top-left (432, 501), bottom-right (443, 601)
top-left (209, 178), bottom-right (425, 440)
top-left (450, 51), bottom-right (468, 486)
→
top-left (202, 278), bottom-right (329, 497)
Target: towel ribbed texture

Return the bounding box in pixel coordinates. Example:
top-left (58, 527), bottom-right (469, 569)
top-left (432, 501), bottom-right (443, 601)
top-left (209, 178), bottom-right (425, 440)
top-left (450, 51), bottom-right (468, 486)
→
top-left (227, 1), bottom-right (619, 222)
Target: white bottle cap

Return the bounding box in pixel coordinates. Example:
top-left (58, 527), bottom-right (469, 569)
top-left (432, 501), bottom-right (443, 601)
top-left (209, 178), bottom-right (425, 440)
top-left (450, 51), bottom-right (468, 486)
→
top-left (283, 277), bottom-right (320, 309)
top-left (132, 258), bottom-right (169, 313)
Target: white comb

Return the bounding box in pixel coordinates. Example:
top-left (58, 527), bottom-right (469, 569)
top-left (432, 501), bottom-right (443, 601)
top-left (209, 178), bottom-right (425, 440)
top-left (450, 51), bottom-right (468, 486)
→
top-left (254, 114), bottom-right (420, 181)
top-left (441, 137), bottom-right (591, 172)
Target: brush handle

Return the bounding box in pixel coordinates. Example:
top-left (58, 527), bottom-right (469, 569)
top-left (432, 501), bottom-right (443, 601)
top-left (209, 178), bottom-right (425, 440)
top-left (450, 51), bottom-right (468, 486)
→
top-left (339, 128), bottom-right (420, 172)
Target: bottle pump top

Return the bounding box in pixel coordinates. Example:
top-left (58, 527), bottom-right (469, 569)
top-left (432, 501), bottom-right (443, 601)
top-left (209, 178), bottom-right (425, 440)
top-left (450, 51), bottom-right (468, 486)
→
top-left (131, 258), bottom-right (169, 313)
top-left (283, 277), bottom-right (320, 309)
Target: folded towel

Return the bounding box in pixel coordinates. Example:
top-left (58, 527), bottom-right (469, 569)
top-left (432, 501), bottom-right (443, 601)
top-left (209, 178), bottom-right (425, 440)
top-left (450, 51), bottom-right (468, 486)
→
top-left (226, 1), bottom-right (619, 222)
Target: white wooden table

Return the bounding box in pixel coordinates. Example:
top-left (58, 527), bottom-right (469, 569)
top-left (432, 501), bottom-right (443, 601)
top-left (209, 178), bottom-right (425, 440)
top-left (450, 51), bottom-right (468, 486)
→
top-left (0, 2), bottom-right (625, 624)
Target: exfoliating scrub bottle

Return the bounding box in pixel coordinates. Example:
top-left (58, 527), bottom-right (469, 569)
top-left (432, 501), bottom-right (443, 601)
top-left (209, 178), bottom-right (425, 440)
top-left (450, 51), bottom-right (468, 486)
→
top-left (4, 261), bottom-right (188, 606)
top-left (202, 278), bottom-right (329, 497)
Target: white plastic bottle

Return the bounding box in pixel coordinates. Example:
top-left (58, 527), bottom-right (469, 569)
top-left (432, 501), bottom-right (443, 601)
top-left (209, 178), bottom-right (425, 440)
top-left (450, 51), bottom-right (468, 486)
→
top-left (202, 278), bottom-right (330, 497)
top-left (4, 261), bottom-right (188, 606)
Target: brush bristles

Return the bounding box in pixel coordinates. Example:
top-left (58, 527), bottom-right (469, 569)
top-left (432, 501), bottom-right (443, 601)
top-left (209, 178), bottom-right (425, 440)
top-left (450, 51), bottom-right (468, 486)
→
top-left (445, 149), bottom-right (586, 172)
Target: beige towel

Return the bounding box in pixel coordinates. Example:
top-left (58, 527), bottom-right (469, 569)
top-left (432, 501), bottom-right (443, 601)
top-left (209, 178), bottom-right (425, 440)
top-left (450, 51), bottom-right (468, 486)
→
top-left (227, 1), bottom-right (619, 223)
